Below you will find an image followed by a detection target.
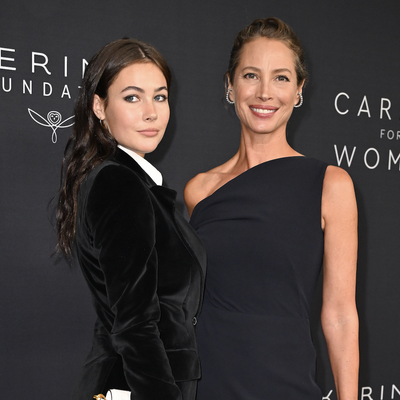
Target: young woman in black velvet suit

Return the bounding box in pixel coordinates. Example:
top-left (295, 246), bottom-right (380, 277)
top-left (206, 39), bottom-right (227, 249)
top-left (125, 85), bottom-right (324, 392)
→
top-left (56, 39), bottom-right (206, 400)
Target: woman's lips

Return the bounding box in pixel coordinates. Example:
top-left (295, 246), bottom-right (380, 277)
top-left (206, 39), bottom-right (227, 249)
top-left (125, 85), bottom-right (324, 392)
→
top-left (138, 129), bottom-right (159, 137)
top-left (249, 105), bottom-right (278, 118)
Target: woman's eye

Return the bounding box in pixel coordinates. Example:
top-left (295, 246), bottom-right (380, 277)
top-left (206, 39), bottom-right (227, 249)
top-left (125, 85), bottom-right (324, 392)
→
top-left (244, 73), bottom-right (257, 80)
top-left (276, 75), bottom-right (289, 82)
top-left (154, 94), bottom-right (167, 102)
top-left (124, 95), bottom-right (139, 102)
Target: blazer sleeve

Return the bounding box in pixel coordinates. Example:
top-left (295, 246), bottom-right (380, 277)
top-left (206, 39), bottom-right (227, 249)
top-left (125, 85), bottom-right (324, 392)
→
top-left (85, 164), bottom-right (182, 400)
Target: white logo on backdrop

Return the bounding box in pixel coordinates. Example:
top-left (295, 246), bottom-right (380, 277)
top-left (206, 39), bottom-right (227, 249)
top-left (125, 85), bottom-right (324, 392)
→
top-left (28, 109), bottom-right (74, 143)
top-left (333, 92), bottom-right (400, 171)
top-left (322, 384), bottom-right (400, 399)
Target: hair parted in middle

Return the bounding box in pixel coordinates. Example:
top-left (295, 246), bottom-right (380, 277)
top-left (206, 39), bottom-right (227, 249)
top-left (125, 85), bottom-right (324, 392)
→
top-left (225, 17), bottom-right (308, 88)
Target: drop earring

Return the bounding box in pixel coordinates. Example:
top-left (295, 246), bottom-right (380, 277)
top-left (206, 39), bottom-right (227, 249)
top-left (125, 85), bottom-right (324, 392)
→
top-left (226, 89), bottom-right (235, 105)
top-left (294, 92), bottom-right (303, 108)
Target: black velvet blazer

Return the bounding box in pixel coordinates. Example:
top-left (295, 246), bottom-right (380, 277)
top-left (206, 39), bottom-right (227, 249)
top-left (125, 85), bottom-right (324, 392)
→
top-left (72, 148), bottom-right (206, 400)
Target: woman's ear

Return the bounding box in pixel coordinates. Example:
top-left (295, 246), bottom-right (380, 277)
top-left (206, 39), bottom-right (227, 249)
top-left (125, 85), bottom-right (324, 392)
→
top-left (92, 95), bottom-right (106, 120)
top-left (226, 73), bottom-right (233, 91)
top-left (298, 79), bottom-right (305, 93)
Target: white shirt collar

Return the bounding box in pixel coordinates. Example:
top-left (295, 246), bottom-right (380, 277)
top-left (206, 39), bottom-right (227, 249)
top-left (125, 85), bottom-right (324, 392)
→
top-left (117, 145), bottom-right (163, 186)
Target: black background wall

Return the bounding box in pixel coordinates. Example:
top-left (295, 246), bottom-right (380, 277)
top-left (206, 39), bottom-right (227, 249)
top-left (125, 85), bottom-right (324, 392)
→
top-left (1, 1), bottom-right (399, 399)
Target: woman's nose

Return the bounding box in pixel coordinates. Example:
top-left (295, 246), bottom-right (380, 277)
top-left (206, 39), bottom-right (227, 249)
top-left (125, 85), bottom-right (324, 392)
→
top-left (143, 101), bottom-right (157, 121)
top-left (256, 81), bottom-right (271, 101)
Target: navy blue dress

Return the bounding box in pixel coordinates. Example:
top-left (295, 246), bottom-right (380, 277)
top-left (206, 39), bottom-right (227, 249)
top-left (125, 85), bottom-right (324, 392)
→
top-left (190, 157), bottom-right (328, 400)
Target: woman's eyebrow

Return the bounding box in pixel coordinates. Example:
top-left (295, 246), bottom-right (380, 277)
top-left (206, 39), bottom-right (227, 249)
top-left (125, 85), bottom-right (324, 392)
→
top-left (121, 85), bottom-right (144, 93)
top-left (120, 85), bottom-right (168, 93)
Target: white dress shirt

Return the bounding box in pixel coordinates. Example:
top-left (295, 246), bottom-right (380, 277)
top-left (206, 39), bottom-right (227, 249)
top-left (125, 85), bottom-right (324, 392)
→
top-left (117, 145), bottom-right (163, 186)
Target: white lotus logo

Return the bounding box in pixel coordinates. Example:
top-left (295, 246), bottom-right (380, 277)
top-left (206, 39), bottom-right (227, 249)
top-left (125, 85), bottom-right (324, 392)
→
top-left (28, 109), bottom-right (75, 143)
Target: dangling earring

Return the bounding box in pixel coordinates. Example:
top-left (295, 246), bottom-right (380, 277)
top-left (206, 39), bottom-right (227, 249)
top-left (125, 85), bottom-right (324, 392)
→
top-left (99, 118), bottom-right (104, 126)
top-left (294, 92), bottom-right (303, 108)
top-left (226, 89), bottom-right (235, 105)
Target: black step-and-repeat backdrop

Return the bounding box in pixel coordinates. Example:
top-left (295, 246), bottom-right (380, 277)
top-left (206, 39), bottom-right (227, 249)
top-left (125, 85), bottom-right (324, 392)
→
top-left (1, 1), bottom-right (399, 399)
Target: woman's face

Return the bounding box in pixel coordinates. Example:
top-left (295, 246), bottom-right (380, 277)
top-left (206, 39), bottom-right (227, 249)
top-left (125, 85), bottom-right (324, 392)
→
top-left (230, 37), bottom-right (303, 138)
top-left (93, 62), bottom-right (170, 156)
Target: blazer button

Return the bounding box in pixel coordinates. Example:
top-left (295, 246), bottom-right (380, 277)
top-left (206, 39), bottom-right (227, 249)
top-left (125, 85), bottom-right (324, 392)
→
top-left (192, 317), bottom-right (197, 326)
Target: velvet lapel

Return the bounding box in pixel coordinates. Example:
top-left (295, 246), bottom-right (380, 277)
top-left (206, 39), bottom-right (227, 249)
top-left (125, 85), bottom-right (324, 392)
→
top-left (111, 147), bottom-right (206, 280)
top-left (111, 148), bottom-right (157, 188)
top-left (151, 187), bottom-right (207, 290)
top-left (112, 148), bottom-right (179, 208)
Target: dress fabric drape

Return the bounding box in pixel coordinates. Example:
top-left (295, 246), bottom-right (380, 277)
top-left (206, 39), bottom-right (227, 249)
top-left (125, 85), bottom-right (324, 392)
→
top-left (190, 157), bottom-right (327, 400)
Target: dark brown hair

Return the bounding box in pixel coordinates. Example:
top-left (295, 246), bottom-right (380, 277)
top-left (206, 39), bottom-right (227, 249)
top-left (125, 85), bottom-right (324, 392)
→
top-left (56, 38), bottom-right (171, 258)
top-left (225, 17), bottom-right (307, 87)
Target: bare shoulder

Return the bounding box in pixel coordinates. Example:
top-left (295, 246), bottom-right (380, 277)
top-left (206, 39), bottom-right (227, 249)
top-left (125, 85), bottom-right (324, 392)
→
top-left (323, 165), bottom-right (355, 198)
top-left (322, 165), bottom-right (357, 228)
top-left (184, 163), bottom-right (231, 217)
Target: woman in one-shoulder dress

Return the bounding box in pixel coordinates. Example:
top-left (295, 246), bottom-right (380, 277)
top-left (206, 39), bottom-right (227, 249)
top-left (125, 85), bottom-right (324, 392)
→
top-left (185, 18), bottom-right (359, 400)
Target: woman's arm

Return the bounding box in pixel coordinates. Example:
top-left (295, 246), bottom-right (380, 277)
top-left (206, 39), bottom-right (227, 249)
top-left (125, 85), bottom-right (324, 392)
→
top-left (321, 166), bottom-right (359, 400)
top-left (86, 164), bottom-right (181, 400)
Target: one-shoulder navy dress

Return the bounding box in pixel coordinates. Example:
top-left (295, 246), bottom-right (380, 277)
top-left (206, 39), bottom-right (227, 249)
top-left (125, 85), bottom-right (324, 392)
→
top-left (190, 157), bottom-right (328, 400)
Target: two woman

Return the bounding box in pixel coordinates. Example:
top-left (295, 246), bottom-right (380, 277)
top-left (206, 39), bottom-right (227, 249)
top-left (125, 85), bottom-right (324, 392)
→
top-left (58, 19), bottom-right (358, 400)
top-left (185, 18), bottom-right (359, 400)
top-left (56, 39), bottom-right (205, 400)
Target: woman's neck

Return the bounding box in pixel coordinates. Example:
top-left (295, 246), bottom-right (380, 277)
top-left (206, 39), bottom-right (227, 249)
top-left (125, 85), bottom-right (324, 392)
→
top-left (232, 129), bottom-right (300, 170)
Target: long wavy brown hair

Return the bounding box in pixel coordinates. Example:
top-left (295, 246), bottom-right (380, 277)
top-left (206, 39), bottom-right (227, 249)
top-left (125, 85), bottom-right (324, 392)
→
top-left (56, 38), bottom-right (171, 258)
